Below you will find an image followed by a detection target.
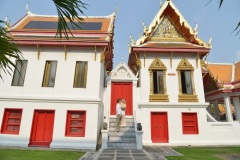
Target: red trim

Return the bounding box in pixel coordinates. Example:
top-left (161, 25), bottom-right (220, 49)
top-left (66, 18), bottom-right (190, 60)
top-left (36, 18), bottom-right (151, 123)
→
top-left (232, 80), bottom-right (240, 85)
top-left (65, 110), bottom-right (86, 137)
top-left (15, 40), bottom-right (109, 47)
top-left (132, 47), bottom-right (210, 53)
top-left (182, 112), bottom-right (199, 135)
top-left (205, 89), bottom-right (232, 97)
top-left (1, 108), bottom-right (23, 135)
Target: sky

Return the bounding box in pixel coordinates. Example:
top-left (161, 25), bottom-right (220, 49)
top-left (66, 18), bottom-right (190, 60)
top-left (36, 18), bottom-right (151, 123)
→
top-left (0, 0), bottom-right (239, 67)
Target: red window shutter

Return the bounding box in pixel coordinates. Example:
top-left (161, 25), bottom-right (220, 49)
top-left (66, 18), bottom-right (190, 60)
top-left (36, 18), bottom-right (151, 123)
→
top-left (65, 111), bottom-right (86, 137)
top-left (182, 113), bottom-right (199, 134)
top-left (1, 109), bottom-right (23, 134)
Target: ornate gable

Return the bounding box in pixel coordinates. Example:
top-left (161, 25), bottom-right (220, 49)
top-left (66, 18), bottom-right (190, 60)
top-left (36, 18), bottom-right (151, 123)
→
top-left (110, 62), bottom-right (137, 81)
top-left (149, 57), bottom-right (166, 70)
top-left (152, 16), bottom-right (182, 39)
top-left (177, 58), bottom-right (194, 70)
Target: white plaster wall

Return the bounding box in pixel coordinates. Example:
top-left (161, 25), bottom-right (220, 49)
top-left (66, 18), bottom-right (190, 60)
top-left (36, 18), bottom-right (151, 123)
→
top-left (0, 46), bottom-right (102, 99)
top-left (138, 52), bottom-right (205, 103)
top-left (139, 103), bottom-right (240, 146)
top-left (0, 100), bottom-right (102, 149)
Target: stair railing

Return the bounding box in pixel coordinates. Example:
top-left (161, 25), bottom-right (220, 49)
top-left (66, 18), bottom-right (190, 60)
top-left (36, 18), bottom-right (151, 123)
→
top-left (134, 110), bottom-right (143, 149)
top-left (101, 109), bottom-right (110, 149)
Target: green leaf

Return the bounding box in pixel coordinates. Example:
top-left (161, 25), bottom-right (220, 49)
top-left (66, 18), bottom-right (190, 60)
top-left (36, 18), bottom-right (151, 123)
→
top-left (52, 0), bottom-right (87, 39)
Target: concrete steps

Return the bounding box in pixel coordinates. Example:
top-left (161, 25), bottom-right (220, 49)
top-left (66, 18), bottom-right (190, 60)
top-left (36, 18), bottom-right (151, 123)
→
top-left (107, 117), bottom-right (136, 149)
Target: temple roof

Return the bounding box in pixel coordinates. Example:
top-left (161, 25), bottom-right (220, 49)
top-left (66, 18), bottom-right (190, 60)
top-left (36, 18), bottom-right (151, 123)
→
top-left (132, 0), bottom-right (211, 49)
top-left (9, 11), bottom-right (117, 71)
top-left (10, 11), bottom-right (116, 43)
top-left (203, 61), bottom-right (240, 94)
top-left (128, 0), bottom-right (211, 70)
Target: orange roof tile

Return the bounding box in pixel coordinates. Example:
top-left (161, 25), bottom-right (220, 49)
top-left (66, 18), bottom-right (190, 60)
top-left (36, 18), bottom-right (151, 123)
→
top-left (234, 61), bottom-right (240, 81)
top-left (207, 64), bottom-right (232, 82)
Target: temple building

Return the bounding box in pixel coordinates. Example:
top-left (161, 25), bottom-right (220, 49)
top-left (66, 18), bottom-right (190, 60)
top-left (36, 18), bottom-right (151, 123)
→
top-left (0, 0), bottom-right (240, 149)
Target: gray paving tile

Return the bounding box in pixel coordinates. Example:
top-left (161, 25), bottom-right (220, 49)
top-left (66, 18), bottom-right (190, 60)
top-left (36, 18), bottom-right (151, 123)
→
top-left (99, 153), bottom-right (115, 156)
top-left (116, 157), bottom-right (133, 160)
top-left (116, 153), bottom-right (131, 156)
top-left (133, 157), bottom-right (151, 160)
top-left (131, 150), bottom-right (144, 153)
top-left (98, 158), bottom-right (114, 160)
top-left (132, 153), bottom-right (147, 157)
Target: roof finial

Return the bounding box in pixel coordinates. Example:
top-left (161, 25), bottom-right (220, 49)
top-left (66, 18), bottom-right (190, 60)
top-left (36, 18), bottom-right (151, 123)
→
top-left (130, 34), bottom-right (135, 45)
top-left (208, 36), bottom-right (212, 47)
top-left (4, 16), bottom-right (11, 30)
top-left (128, 43), bottom-right (131, 54)
top-left (122, 56), bottom-right (124, 63)
top-left (26, 2), bottom-right (30, 14)
top-left (160, 0), bottom-right (163, 8)
top-left (142, 21), bottom-right (148, 33)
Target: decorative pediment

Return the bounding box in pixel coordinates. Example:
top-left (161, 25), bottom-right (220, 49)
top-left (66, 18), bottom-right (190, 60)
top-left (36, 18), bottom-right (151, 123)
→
top-left (152, 16), bottom-right (182, 38)
top-left (110, 62), bottom-right (137, 80)
top-left (177, 58), bottom-right (194, 70)
top-left (149, 57), bottom-right (166, 70)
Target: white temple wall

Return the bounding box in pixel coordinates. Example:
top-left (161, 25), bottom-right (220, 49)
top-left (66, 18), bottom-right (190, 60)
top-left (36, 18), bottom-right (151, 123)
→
top-left (0, 46), bottom-right (103, 99)
top-left (0, 100), bottom-right (102, 149)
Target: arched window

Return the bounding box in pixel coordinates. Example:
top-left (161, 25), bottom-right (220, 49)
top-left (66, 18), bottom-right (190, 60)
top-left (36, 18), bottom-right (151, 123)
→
top-left (148, 57), bottom-right (169, 102)
top-left (177, 58), bottom-right (198, 102)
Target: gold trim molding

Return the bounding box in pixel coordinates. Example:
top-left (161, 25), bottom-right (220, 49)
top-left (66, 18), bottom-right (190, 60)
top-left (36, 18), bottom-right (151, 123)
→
top-left (100, 47), bottom-right (107, 63)
top-left (37, 44), bottom-right (40, 60)
top-left (149, 94), bottom-right (169, 102)
top-left (177, 58), bottom-right (198, 102)
top-left (178, 95), bottom-right (198, 102)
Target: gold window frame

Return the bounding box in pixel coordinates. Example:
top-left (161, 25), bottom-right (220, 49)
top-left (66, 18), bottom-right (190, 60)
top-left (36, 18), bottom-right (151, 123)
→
top-left (177, 58), bottom-right (198, 102)
top-left (148, 57), bottom-right (169, 102)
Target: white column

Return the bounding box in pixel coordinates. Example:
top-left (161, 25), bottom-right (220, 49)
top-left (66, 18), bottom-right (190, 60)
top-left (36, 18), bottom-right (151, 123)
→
top-left (233, 97), bottom-right (240, 121)
top-left (224, 94), bottom-right (233, 122)
top-left (213, 100), bottom-right (220, 121)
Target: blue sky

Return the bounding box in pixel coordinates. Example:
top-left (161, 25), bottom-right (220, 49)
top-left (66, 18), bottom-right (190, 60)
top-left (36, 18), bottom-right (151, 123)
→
top-left (0, 0), bottom-right (239, 67)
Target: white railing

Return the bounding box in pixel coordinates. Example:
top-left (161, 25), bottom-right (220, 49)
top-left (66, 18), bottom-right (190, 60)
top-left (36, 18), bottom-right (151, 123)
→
top-left (206, 111), bottom-right (218, 122)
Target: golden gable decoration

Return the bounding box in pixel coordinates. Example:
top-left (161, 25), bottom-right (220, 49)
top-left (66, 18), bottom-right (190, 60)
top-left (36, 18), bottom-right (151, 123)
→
top-left (148, 57), bottom-right (166, 70)
top-left (152, 16), bottom-right (182, 38)
top-left (177, 57), bottom-right (194, 71)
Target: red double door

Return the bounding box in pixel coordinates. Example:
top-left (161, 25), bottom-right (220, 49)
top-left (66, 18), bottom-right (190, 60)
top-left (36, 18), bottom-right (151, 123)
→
top-left (111, 82), bottom-right (133, 115)
top-left (151, 112), bottom-right (169, 143)
top-left (29, 110), bottom-right (55, 147)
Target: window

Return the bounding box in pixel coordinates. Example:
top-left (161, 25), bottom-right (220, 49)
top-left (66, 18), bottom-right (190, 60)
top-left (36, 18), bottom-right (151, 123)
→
top-left (177, 58), bottom-right (198, 102)
top-left (148, 58), bottom-right (169, 102)
top-left (12, 60), bottom-right (28, 86)
top-left (182, 113), bottom-right (198, 134)
top-left (180, 70), bottom-right (193, 94)
top-left (73, 61), bottom-right (88, 88)
top-left (153, 70), bottom-right (164, 94)
top-left (65, 111), bottom-right (86, 137)
top-left (1, 109), bottom-right (22, 134)
top-left (42, 61), bottom-right (57, 87)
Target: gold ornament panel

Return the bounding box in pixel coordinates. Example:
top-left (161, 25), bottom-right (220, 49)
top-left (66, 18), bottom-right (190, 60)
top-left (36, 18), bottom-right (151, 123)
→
top-left (152, 16), bottom-right (182, 38)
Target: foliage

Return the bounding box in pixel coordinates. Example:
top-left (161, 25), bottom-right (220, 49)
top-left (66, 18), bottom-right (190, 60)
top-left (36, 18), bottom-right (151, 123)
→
top-left (0, 20), bottom-right (23, 80)
top-left (53, 0), bottom-right (87, 39)
top-left (207, 0), bottom-right (240, 37)
top-left (0, 149), bottom-right (85, 160)
top-left (167, 146), bottom-right (240, 160)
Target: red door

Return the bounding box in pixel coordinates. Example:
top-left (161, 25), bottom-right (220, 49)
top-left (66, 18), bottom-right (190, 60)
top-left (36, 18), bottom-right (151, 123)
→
top-left (111, 82), bottom-right (132, 115)
top-left (151, 112), bottom-right (169, 143)
top-left (29, 110), bottom-right (55, 147)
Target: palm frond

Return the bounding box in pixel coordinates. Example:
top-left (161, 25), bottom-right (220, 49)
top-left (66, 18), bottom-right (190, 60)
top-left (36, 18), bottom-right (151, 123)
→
top-left (0, 20), bottom-right (23, 79)
top-left (52, 0), bottom-right (87, 39)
